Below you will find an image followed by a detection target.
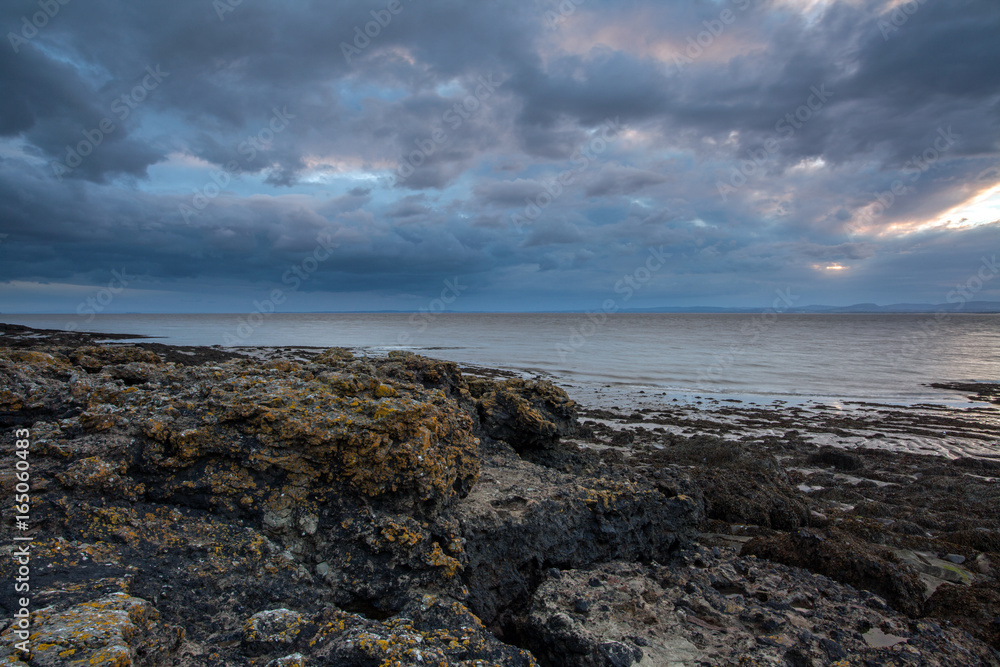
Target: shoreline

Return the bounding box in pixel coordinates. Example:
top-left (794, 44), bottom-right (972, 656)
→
top-left (5, 312), bottom-right (999, 412)
top-left (1, 323), bottom-right (998, 665)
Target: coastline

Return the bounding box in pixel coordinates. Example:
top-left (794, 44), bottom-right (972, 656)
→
top-left (0, 323), bottom-right (998, 665)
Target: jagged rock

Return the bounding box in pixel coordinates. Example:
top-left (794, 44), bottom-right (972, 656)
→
top-left (454, 454), bottom-right (701, 627)
top-left (3, 333), bottom-right (996, 664)
top-left (926, 581), bottom-right (1000, 651)
top-left (519, 550), bottom-right (999, 666)
top-left (808, 445), bottom-right (863, 471)
top-left (0, 592), bottom-right (183, 667)
top-left (242, 609), bottom-right (305, 646)
top-left (69, 345), bottom-right (164, 371)
top-left (742, 528), bottom-right (927, 617)
top-left (306, 595), bottom-right (538, 666)
top-left (0, 341), bottom-right (691, 664)
top-left (639, 437), bottom-right (809, 530)
top-left (378, 351), bottom-right (580, 451)
top-left (469, 377), bottom-right (578, 451)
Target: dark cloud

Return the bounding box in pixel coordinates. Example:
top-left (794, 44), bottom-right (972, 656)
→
top-left (583, 165), bottom-right (669, 197)
top-left (475, 179), bottom-right (550, 207)
top-left (0, 0), bottom-right (998, 311)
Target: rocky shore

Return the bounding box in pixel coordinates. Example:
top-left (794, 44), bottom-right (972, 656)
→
top-left (0, 323), bottom-right (998, 665)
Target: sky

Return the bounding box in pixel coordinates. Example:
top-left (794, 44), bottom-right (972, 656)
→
top-left (1, 0), bottom-right (999, 314)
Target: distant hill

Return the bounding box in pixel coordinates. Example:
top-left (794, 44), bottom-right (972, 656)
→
top-left (622, 301), bottom-right (1000, 314)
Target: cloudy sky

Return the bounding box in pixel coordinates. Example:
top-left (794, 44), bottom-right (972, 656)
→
top-left (1, 0), bottom-right (998, 313)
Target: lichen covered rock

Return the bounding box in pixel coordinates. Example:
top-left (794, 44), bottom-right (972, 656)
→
top-left (307, 595), bottom-right (538, 666)
top-left (16, 331), bottom-right (987, 665)
top-left (0, 592), bottom-right (182, 667)
top-left (469, 377), bottom-right (578, 452)
top-left (1, 338), bottom-right (686, 665)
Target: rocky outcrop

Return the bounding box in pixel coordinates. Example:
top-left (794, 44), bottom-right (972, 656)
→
top-left (376, 351), bottom-right (580, 451)
top-left (1, 326), bottom-right (997, 665)
top-left (454, 451), bottom-right (700, 628)
top-left (0, 337), bottom-right (696, 666)
top-left (638, 436), bottom-right (810, 530)
top-left (742, 528), bottom-right (927, 617)
top-left (518, 547), bottom-right (999, 666)
top-left (0, 592), bottom-right (183, 667)
top-left (467, 377), bottom-right (578, 452)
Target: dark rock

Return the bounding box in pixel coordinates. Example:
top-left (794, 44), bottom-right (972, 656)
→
top-left (819, 637), bottom-right (847, 660)
top-left (3, 330), bottom-right (999, 665)
top-left (598, 641), bottom-right (640, 666)
top-left (468, 376), bottom-right (578, 451)
top-left (925, 581), bottom-right (1000, 650)
top-left (742, 529), bottom-right (926, 617)
top-left (808, 446), bottom-right (863, 471)
top-left (952, 457), bottom-right (1000, 472)
top-left (639, 439), bottom-right (808, 530)
top-left (516, 554), bottom-right (999, 666)
top-left (454, 456), bottom-right (701, 626)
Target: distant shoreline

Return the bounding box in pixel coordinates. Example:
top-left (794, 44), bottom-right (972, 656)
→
top-left (5, 305), bottom-right (1000, 315)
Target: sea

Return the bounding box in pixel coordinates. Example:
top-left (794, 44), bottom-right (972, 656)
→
top-left (3, 313), bottom-right (999, 410)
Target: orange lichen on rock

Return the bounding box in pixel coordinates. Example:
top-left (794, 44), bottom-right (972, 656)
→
top-left (0, 593), bottom-right (182, 667)
top-left (55, 457), bottom-right (143, 501)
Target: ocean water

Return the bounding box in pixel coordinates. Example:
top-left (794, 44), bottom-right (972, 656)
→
top-left (3, 313), bottom-right (999, 408)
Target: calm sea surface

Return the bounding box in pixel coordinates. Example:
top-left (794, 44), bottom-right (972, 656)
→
top-left (3, 313), bottom-right (999, 407)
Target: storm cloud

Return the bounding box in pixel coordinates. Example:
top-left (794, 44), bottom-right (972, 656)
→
top-left (1, 0), bottom-right (998, 312)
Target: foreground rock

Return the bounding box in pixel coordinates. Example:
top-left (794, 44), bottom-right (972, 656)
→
top-left (0, 325), bottom-right (998, 665)
top-left (521, 548), bottom-right (997, 666)
top-left (575, 394), bottom-right (1000, 659)
top-left (455, 451), bottom-right (698, 629)
top-left (0, 333), bottom-right (697, 665)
